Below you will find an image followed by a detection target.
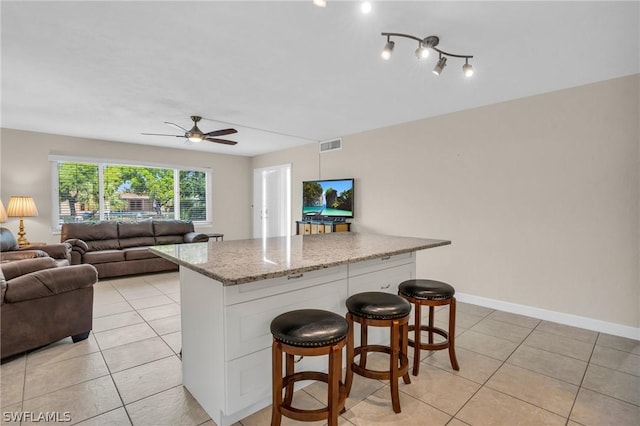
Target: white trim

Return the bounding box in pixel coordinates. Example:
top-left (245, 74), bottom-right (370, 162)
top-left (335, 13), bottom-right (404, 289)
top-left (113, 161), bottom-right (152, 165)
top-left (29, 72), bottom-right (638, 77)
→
top-left (47, 154), bottom-right (212, 174)
top-left (456, 292), bottom-right (640, 341)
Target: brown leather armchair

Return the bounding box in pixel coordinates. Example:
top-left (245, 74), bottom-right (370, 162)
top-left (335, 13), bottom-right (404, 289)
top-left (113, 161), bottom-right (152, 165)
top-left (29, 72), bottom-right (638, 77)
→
top-left (0, 227), bottom-right (71, 266)
top-left (0, 257), bottom-right (98, 360)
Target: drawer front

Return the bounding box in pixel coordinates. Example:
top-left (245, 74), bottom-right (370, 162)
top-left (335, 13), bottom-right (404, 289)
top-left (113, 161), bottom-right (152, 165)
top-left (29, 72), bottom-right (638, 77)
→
top-left (225, 279), bottom-right (348, 360)
top-left (348, 262), bottom-right (415, 296)
top-left (224, 264), bottom-right (347, 306)
top-left (348, 252), bottom-right (414, 278)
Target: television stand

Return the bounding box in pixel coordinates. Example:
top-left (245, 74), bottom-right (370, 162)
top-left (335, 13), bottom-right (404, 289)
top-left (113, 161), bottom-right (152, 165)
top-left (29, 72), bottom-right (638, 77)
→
top-left (296, 219), bottom-right (351, 235)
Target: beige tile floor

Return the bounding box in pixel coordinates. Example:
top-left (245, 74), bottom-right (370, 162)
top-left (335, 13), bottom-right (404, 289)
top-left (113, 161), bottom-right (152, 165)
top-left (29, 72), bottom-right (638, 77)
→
top-left (1, 271), bottom-right (639, 425)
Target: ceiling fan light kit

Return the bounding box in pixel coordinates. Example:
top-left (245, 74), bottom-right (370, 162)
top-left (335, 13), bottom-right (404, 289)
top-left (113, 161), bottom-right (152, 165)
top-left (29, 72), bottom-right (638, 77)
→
top-left (381, 32), bottom-right (474, 77)
top-left (142, 116), bottom-right (238, 146)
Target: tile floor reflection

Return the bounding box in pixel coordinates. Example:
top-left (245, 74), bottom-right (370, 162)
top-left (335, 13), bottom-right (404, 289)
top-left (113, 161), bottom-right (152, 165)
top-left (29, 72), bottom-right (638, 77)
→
top-left (1, 271), bottom-right (638, 425)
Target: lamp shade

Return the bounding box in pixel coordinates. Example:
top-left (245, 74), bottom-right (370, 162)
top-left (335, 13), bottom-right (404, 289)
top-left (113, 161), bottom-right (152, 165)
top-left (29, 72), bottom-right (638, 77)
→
top-left (7, 196), bottom-right (39, 217)
top-left (0, 200), bottom-right (7, 223)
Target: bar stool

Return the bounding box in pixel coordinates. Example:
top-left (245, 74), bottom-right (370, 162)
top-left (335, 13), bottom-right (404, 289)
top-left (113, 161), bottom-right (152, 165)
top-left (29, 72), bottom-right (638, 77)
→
top-left (344, 292), bottom-right (411, 413)
top-left (398, 279), bottom-right (460, 375)
top-left (270, 309), bottom-right (348, 426)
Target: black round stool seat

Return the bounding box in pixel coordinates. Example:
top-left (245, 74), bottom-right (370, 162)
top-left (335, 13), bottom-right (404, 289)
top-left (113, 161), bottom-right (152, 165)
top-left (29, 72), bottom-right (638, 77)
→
top-left (346, 292), bottom-right (411, 319)
top-left (271, 309), bottom-right (348, 347)
top-left (399, 279), bottom-right (455, 300)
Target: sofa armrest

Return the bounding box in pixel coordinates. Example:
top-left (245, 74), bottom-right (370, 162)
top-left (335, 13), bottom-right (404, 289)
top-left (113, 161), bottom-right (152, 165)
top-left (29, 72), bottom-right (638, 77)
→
top-left (0, 257), bottom-right (58, 281)
top-left (183, 232), bottom-right (209, 243)
top-left (1, 250), bottom-right (49, 262)
top-left (63, 239), bottom-right (89, 254)
top-left (21, 243), bottom-right (71, 262)
top-left (3, 264), bottom-right (98, 304)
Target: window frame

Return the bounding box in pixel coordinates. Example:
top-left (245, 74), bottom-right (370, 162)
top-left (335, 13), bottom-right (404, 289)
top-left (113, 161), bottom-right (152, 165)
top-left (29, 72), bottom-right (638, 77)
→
top-left (49, 154), bottom-right (212, 231)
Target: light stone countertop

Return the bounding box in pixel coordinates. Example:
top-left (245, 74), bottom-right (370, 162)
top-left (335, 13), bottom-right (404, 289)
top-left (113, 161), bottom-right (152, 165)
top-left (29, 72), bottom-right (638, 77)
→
top-left (150, 232), bottom-right (450, 286)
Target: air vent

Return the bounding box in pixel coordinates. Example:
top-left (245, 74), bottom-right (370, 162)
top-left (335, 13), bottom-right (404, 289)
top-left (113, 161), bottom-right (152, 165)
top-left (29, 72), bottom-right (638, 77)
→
top-left (319, 138), bottom-right (342, 153)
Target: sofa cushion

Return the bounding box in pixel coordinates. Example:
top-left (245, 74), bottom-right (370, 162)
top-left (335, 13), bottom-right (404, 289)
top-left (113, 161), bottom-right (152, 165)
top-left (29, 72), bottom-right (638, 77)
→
top-left (83, 250), bottom-right (125, 264)
top-left (123, 247), bottom-right (157, 261)
top-left (153, 220), bottom-right (194, 236)
top-left (120, 237), bottom-right (156, 249)
top-left (118, 220), bottom-right (154, 238)
top-left (86, 239), bottom-right (121, 251)
top-left (155, 235), bottom-right (184, 245)
top-left (0, 227), bottom-right (19, 252)
top-left (61, 221), bottom-right (118, 242)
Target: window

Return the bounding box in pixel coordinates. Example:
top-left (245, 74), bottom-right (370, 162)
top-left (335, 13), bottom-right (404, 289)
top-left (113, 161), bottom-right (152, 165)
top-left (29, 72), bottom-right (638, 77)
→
top-left (52, 158), bottom-right (211, 227)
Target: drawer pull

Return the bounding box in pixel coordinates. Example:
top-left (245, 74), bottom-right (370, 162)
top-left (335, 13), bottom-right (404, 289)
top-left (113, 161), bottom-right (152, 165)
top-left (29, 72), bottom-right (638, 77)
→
top-left (288, 273), bottom-right (304, 280)
top-left (380, 284), bottom-right (391, 290)
top-left (294, 356), bottom-right (304, 364)
top-left (381, 255), bottom-right (391, 261)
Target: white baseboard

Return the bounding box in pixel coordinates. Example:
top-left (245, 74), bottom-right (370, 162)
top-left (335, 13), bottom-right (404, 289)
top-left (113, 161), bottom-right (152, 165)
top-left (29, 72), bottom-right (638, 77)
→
top-left (456, 292), bottom-right (640, 341)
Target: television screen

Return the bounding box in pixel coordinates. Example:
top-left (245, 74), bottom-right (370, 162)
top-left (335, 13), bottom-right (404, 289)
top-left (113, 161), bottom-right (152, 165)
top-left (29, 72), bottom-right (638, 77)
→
top-left (302, 178), bottom-right (354, 218)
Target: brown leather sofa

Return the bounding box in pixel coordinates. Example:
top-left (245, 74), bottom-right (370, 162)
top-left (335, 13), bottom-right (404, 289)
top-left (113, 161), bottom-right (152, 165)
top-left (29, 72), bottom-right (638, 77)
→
top-left (0, 227), bottom-right (71, 266)
top-left (1, 257), bottom-right (98, 360)
top-left (61, 220), bottom-right (208, 278)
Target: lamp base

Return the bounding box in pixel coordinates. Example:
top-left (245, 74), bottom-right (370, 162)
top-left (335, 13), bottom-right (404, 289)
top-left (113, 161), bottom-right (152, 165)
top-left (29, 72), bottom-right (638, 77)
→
top-left (16, 217), bottom-right (30, 247)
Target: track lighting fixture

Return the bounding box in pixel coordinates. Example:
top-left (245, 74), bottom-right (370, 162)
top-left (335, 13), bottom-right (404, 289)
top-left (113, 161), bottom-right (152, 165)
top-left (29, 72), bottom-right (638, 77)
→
top-left (462, 58), bottom-right (474, 77)
top-left (381, 37), bottom-right (395, 60)
top-left (433, 55), bottom-right (447, 75)
top-left (381, 32), bottom-right (474, 77)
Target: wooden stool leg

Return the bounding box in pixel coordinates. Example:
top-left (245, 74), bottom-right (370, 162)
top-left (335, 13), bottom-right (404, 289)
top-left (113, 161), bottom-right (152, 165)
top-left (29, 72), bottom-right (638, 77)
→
top-left (327, 344), bottom-right (341, 426)
top-left (345, 313), bottom-right (355, 396)
top-left (401, 321), bottom-right (411, 385)
top-left (412, 302), bottom-right (422, 376)
top-left (271, 341), bottom-right (283, 426)
top-left (390, 319), bottom-right (401, 413)
top-left (448, 297), bottom-right (460, 371)
top-left (428, 306), bottom-right (435, 344)
top-left (283, 353), bottom-right (295, 405)
top-left (360, 323), bottom-right (368, 369)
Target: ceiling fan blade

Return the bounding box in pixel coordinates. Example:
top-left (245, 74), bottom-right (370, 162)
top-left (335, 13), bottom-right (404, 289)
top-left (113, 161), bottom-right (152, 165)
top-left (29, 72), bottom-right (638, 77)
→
top-left (204, 137), bottom-right (238, 145)
top-left (164, 121), bottom-right (188, 133)
top-left (205, 128), bottom-right (237, 137)
top-left (141, 133), bottom-right (184, 137)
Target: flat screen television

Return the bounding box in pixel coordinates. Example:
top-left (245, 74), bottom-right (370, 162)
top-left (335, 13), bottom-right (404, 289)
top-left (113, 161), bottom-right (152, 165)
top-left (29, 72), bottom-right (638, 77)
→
top-left (302, 178), bottom-right (354, 219)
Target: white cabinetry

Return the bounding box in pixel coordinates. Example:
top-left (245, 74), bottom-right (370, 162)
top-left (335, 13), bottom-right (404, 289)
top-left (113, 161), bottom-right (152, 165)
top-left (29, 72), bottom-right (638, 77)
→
top-left (180, 253), bottom-right (415, 426)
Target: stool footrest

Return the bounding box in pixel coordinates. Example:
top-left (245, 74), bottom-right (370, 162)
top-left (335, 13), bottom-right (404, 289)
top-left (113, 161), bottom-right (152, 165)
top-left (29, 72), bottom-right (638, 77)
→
top-left (352, 345), bottom-right (410, 381)
top-left (279, 371), bottom-right (347, 422)
top-left (408, 325), bottom-right (450, 351)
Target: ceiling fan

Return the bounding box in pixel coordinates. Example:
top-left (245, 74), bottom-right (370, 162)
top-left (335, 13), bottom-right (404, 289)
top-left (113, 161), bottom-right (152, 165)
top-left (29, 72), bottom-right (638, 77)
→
top-left (142, 116), bottom-right (238, 145)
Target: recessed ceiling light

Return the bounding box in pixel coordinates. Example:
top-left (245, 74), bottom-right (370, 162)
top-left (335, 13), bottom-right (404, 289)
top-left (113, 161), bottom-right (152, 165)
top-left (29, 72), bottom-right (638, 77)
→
top-left (361, 2), bottom-right (372, 14)
top-left (313, 0), bottom-right (327, 7)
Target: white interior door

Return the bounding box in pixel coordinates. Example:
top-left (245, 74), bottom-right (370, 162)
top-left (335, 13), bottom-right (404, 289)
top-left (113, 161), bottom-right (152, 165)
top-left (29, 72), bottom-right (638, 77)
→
top-left (253, 164), bottom-right (291, 239)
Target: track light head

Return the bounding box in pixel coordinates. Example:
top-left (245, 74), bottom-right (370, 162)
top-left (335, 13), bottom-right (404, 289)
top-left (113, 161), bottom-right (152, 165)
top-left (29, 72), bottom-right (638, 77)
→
top-left (433, 56), bottom-right (447, 75)
top-left (462, 60), bottom-right (474, 77)
top-left (381, 40), bottom-right (395, 60)
top-left (415, 43), bottom-right (429, 59)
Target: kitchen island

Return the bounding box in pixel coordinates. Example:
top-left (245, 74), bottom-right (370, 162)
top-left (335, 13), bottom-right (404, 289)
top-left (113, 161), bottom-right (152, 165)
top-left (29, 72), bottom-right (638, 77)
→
top-left (151, 232), bottom-right (450, 426)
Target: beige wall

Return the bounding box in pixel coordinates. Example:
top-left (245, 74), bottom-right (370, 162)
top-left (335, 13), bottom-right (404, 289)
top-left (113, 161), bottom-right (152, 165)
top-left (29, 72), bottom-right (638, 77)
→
top-left (0, 129), bottom-right (253, 242)
top-left (252, 74), bottom-right (640, 331)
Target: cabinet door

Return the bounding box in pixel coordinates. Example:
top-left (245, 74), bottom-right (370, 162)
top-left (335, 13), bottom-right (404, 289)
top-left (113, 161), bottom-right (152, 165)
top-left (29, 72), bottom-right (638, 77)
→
top-left (348, 263), bottom-right (414, 346)
top-left (225, 279), bottom-right (348, 360)
top-left (324, 224), bottom-right (333, 233)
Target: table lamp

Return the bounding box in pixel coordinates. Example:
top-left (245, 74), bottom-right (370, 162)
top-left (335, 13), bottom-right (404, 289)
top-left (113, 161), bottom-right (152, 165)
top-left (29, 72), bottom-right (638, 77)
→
top-left (0, 200), bottom-right (7, 223)
top-left (6, 196), bottom-right (39, 246)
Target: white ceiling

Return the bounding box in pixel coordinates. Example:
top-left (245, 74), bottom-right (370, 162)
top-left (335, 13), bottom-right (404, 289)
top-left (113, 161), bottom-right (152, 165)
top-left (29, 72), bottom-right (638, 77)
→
top-left (2, 1), bottom-right (638, 157)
